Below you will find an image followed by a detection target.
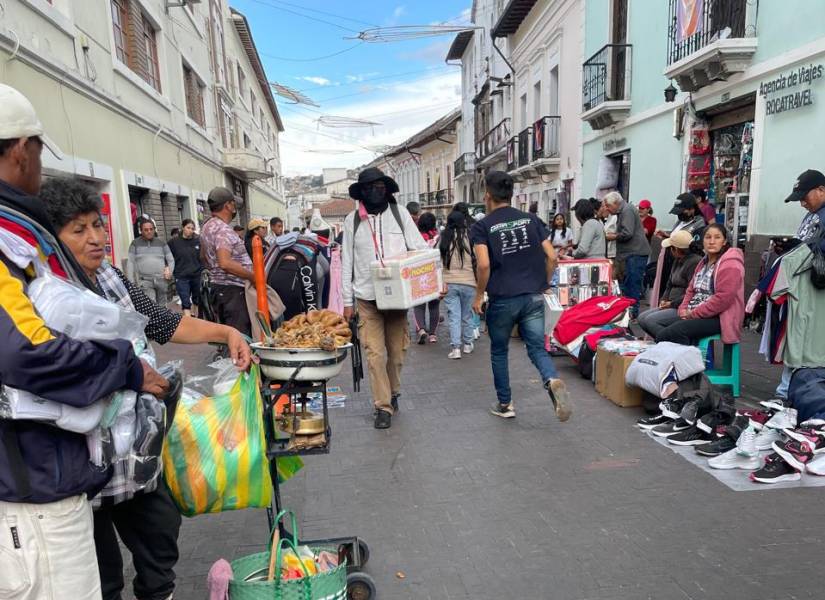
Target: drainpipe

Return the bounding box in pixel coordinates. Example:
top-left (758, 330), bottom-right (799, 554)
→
top-left (490, 34), bottom-right (515, 78)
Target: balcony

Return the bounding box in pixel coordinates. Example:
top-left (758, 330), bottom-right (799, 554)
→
top-left (665, 0), bottom-right (757, 92)
top-left (531, 116), bottom-right (561, 175)
top-left (434, 189), bottom-right (454, 206)
top-left (454, 152), bottom-right (475, 179)
top-left (581, 44), bottom-right (632, 131)
top-left (476, 118), bottom-right (511, 165)
top-left (506, 137), bottom-right (517, 172)
top-left (222, 149), bottom-right (271, 181)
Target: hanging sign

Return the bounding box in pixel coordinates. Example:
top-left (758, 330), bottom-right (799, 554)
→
top-left (760, 63), bottom-right (824, 116)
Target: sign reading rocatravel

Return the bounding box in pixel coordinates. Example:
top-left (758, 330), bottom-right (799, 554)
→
top-left (760, 63), bottom-right (824, 116)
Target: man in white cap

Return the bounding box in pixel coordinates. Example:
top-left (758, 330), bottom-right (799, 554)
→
top-left (0, 84), bottom-right (168, 599)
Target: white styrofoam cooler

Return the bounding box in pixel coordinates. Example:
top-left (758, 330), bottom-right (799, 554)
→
top-left (370, 249), bottom-right (444, 310)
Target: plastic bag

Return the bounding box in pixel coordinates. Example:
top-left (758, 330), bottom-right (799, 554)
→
top-left (162, 363), bottom-right (273, 516)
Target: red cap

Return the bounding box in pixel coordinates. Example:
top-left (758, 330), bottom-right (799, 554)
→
top-left (638, 199), bottom-right (652, 209)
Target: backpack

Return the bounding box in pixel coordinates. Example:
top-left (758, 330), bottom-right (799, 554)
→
top-left (352, 202), bottom-right (410, 259)
top-left (266, 246), bottom-right (321, 321)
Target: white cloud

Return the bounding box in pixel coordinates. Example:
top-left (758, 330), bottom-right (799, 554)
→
top-left (296, 76), bottom-right (334, 87)
top-left (279, 71), bottom-right (461, 176)
top-left (345, 72), bottom-right (381, 83)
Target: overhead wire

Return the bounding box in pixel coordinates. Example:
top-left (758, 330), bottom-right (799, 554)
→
top-left (243, 0), bottom-right (378, 28)
top-left (244, 0), bottom-right (361, 33)
top-left (258, 42), bottom-right (364, 63)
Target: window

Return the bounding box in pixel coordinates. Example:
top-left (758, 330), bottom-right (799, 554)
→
top-left (142, 15), bottom-right (161, 92)
top-left (251, 94), bottom-right (257, 121)
top-left (183, 63), bottom-right (205, 126)
top-left (259, 109), bottom-right (265, 128)
top-left (243, 133), bottom-right (251, 149)
top-left (237, 64), bottom-right (246, 102)
top-left (111, 0), bottom-right (129, 64)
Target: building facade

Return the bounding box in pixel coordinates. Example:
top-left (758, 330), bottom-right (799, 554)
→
top-left (0, 0), bottom-right (285, 269)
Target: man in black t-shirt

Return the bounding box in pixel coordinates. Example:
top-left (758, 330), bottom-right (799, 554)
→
top-left (470, 171), bottom-right (572, 421)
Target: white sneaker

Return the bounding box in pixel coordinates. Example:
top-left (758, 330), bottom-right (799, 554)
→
top-left (806, 453), bottom-right (825, 476)
top-left (708, 447), bottom-right (761, 470)
top-left (753, 427), bottom-right (784, 451)
top-left (448, 348), bottom-right (462, 360)
top-left (473, 327), bottom-right (480, 340)
top-left (765, 408), bottom-right (798, 430)
top-left (736, 426), bottom-right (759, 457)
top-left (462, 342), bottom-right (474, 354)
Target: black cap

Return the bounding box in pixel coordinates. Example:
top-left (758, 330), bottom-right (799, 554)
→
top-left (669, 192), bottom-right (697, 215)
top-left (207, 186), bottom-right (234, 211)
top-left (485, 170), bottom-right (514, 201)
top-left (784, 169), bottom-right (825, 203)
top-left (348, 167), bottom-right (399, 201)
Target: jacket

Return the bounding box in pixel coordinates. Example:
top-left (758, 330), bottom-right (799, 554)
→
top-left (679, 247), bottom-right (745, 344)
top-left (662, 252), bottom-right (702, 307)
top-left (573, 218), bottom-right (607, 259)
top-left (0, 180), bottom-right (144, 503)
top-left (341, 202), bottom-right (427, 306)
top-left (167, 235), bottom-right (202, 279)
top-left (127, 236), bottom-right (174, 282)
top-left (615, 202), bottom-right (650, 258)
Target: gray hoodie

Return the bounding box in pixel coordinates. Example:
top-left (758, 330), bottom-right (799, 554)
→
top-left (127, 236), bottom-right (174, 282)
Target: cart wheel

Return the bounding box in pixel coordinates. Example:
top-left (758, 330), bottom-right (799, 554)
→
top-left (357, 540), bottom-right (370, 566)
top-left (347, 572), bottom-right (376, 600)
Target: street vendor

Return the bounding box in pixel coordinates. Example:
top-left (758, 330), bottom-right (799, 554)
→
top-left (40, 177), bottom-right (252, 600)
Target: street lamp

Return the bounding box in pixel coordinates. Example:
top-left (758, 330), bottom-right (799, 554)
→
top-left (664, 81), bottom-right (678, 103)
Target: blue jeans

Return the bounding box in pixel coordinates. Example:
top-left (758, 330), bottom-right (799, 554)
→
top-left (775, 365), bottom-right (792, 399)
top-left (443, 284), bottom-right (475, 348)
top-left (174, 275), bottom-right (201, 310)
top-left (486, 293), bottom-right (559, 405)
top-left (620, 254), bottom-right (647, 317)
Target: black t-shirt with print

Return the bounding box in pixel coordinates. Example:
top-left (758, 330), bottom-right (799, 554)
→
top-left (470, 206), bottom-right (550, 298)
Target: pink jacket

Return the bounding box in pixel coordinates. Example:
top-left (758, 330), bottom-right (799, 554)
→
top-left (679, 247), bottom-right (745, 344)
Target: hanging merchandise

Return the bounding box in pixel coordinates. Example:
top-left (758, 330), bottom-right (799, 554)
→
top-left (738, 122), bottom-right (755, 192)
top-left (688, 155), bottom-right (712, 176)
top-left (689, 122), bottom-right (711, 155)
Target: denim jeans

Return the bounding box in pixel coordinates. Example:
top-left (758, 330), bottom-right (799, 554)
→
top-left (443, 283), bottom-right (475, 348)
top-left (486, 293), bottom-right (559, 405)
top-left (174, 275), bottom-right (201, 310)
top-left (775, 365), bottom-right (793, 399)
top-left (620, 254), bottom-right (648, 317)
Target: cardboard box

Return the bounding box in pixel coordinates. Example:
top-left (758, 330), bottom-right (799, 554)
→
top-left (594, 347), bottom-right (643, 408)
top-left (370, 249), bottom-right (443, 310)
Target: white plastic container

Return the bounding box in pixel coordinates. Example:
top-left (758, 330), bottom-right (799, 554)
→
top-left (370, 249), bottom-right (443, 310)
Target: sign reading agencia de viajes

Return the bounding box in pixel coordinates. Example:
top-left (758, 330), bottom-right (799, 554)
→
top-left (760, 63), bottom-right (824, 116)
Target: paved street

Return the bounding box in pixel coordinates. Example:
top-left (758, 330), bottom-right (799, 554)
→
top-left (145, 326), bottom-right (825, 600)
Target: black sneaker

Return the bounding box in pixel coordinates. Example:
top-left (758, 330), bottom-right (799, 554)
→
top-left (659, 397), bottom-right (687, 420)
top-left (668, 425), bottom-right (713, 446)
top-left (651, 418), bottom-right (690, 438)
top-left (694, 436), bottom-right (736, 457)
top-left (636, 414), bottom-right (671, 430)
top-left (490, 402), bottom-right (515, 419)
top-left (417, 330), bottom-right (428, 345)
top-left (749, 452), bottom-right (802, 484)
top-left (374, 409), bottom-right (392, 429)
top-left (391, 393), bottom-right (400, 412)
top-left (680, 396), bottom-right (713, 425)
top-left (697, 410), bottom-right (734, 435)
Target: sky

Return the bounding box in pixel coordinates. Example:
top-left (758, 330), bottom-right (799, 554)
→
top-left (230, 0), bottom-right (471, 176)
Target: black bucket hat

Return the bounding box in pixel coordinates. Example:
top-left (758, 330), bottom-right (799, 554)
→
top-left (348, 167), bottom-right (400, 201)
top-left (669, 192), bottom-right (697, 215)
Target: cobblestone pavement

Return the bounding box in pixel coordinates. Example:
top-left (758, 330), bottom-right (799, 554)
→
top-left (135, 325), bottom-right (825, 600)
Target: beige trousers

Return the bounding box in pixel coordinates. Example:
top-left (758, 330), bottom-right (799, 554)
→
top-left (357, 299), bottom-right (410, 414)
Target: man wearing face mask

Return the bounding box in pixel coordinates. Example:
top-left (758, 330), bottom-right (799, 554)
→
top-left (200, 187), bottom-right (254, 336)
top-left (342, 168), bottom-right (428, 429)
top-left (655, 192), bottom-right (706, 239)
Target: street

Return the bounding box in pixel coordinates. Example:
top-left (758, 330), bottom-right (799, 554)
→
top-left (151, 328), bottom-right (823, 600)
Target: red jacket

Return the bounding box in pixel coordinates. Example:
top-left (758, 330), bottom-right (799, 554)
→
top-left (679, 247), bottom-right (745, 343)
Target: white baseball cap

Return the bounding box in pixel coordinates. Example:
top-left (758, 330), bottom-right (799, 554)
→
top-left (0, 84), bottom-right (63, 159)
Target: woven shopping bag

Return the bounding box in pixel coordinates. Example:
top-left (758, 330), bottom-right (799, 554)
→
top-left (228, 511), bottom-right (347, 600)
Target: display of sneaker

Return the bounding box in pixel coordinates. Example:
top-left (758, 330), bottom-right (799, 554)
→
top-left (659, 397), bottom-right (687, 420)
top-left (738, 409), bottom-right (771, 431)
top-left (462, 342), bottom-right (474, 355)
top-left (490, 402), bottom-right (515, 419)
top-left (697, 411), bottom-right (732, 435)
top-left (750, 453), bottom-right (802, 484)
top-left (636, 414), bottom-right (671, 430)
top-left (708, 447), bottom-right (761, 470)
top-left (773, 439), bottom-right (819, 471)
top-left (668, 425), bottom-right (713, 446)
top-left (764, 407), bottom-right (798, 431)
top-left (546, 379), bottom-right (572, 422)
top-left (448, 348), bottom-right (462, 360)
top-left (782, 426), bottom-right (825, 452)
top-left (760, 397), bottom-right (792, 412)
top-left (695, 436), bottom-right (736, 457)
top-left (753, 427), bottom-right (784, 451)
top-left (651, 418), bottom-right (691, 438)
top-left (680, 396), bottom-right (713, 425)
top-left (806, 453), bottom-right (825, 476)
top-left (735, 426), bottom-right (759, 457)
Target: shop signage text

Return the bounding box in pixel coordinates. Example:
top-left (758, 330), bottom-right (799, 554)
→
top-left (760, 63), bottom-right (824, 116)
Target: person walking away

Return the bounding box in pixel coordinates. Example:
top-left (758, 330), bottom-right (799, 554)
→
top-left (440, 207), bottom-right (476, 359)
top-left (637, 230), bottom-right (702, 338)
top-left (470, 171), bottom-right (571, 421)
top-left (413, 211), bottom-right (441, 344)
top-left (266, 216), bottom-right (284, 246)
top-left (604, 191), bottom-right (650, 318)
top-left (638, 199), bottom-right (657, 241)
top-left (571, 198), bottom-right (606, 259)
top-left (0, 83), bottom-right (169, 599)
top-left (200, 188), bottom-right (254, 336)
top-left (167, 218), bottom-right (202, 317)
top-left (342, 168), bottom-right (428, 429)
top-left (244, 218), bottom-right (270, 258)
top-left (127, 219), bottom-right (174, 303)
top-left (655, 224), bottom-right (744, 345)
top-left (549, 213), bottom-right (574, 258)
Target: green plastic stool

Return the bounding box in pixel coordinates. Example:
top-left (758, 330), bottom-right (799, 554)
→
top-left (697, 334), bottom-right (741, 397)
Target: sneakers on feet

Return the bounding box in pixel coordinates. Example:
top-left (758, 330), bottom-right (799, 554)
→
top-left (651, 418), bottom-right (691, 438)
top-left (636, 414), bottom-right (671, 430)
top-left (659, 397), bottom-right (686, 420)
top-left (490, 402), bottom-right (515, 419)
top-left (708, 447), bottom-right (761, 470)
top-left (773, 438), bottom-right (820, 471)
top-left (764, 407), bottom-right (798, 431)
top-left (428, 335), bottom-right (438, 344)
top-left (374, 409), bottom-right (392, 429)
top-left (750, 453), bottom-right (801, 484)
top-left (668, 425), bottom-right (713, 446)
top-left (448, 348), bottom-right (462, 359)
top-left (417, 330), bottom-right (428, 345)
top-left (462, 342), bottom-right (474, 354)
top-left (473, 327), bottom-right (480, 340)
top-left (546, 379), bottom-right (572, 422)
top-left (694, 436), bottom-right (736, 457)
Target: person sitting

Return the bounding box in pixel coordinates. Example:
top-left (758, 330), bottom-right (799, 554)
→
top-left (637, 230), bottom-right (702, 339)
top-left (571, 198), bottom-right (606, 259)
top-left (654, 223), bottom-right (744, 346)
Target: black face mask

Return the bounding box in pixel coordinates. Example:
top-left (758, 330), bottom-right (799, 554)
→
top-left (679, 210), bottom-right (692, 222)
top-left (362, 187), bottom-right (389, 215)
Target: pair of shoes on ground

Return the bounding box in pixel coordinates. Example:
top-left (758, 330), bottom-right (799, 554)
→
top-left (490, 379), bottom-right (572, 422)
top-left (374, 394), bottom-right (401, 429)
top-left (448, 343), bottom-right (474, 359)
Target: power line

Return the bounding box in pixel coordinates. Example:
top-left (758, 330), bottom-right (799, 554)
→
top-left (246, 0), bottom-right (378, 28)
top-left (258, 42), bottom-right (364, 63)
top-left (245, 0), bottom-right (361, 33)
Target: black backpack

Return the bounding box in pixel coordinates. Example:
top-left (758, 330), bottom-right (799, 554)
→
top-left (352, 202), bottom-right (408, 252)
top-left (267, 247), bottom-right (321, 321)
